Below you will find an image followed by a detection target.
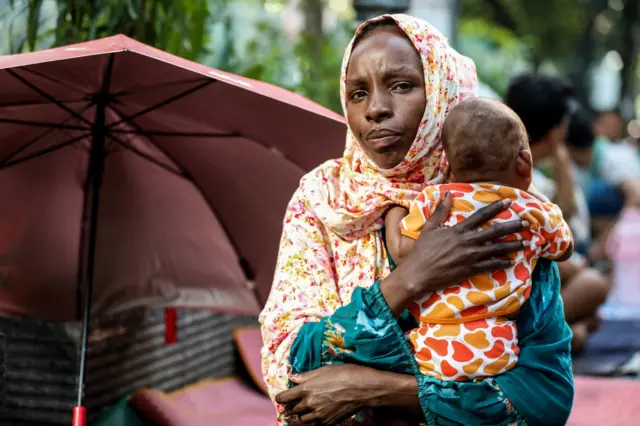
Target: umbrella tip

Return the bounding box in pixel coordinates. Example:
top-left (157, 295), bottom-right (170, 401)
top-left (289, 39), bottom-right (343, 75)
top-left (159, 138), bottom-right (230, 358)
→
top-left (72, 406), bottom-right (86, 426)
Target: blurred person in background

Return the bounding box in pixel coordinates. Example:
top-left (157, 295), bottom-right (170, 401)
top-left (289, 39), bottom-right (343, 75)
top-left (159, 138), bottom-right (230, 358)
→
top-left (594, 109), bottom-right (625, 143)
top-left (506, 73), bottom-right (609, 352)
top-left (566, 106), bottom-right (640, 264)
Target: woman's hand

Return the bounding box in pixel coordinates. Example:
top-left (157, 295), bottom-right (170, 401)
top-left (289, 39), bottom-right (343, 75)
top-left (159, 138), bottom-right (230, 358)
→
top-left (382, 193), bottom-right (527, 315)
top-left (276, 364), bottom-right (419, 424)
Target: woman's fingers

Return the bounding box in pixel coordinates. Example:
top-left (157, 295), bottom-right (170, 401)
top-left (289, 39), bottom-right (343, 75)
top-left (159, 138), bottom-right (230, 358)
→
top-left (465, 220), bottom-right (528, 244)
top-left (456, 199), bottom-right (512, 232)
top-left (275, 386), bottom-right (304, 404)
top-left (290, 400), bottom-right (311, 415)
top-left (470, 258), bottom-right (514, 274)
top-left (475, 241), bottom-right (526, 259)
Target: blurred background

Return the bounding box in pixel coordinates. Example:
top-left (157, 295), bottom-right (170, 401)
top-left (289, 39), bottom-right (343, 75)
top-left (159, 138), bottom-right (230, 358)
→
top-left (1, 0), bottom-right (639, 125)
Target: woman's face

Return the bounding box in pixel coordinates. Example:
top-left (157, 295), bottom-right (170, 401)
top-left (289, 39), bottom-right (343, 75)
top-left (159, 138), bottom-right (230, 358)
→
top-left (345, 26), bottom-right (427, 170)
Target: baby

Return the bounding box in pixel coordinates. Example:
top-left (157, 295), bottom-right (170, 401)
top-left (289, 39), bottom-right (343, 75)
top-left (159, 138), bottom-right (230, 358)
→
top-left (385, 98), bottom-right (573, 382)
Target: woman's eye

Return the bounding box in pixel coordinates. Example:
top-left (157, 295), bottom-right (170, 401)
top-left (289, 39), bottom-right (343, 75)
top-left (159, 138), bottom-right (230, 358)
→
top-left (393, 82), bottom-right (414, 92)
top-left (349, 90), bottom-right (367, 101)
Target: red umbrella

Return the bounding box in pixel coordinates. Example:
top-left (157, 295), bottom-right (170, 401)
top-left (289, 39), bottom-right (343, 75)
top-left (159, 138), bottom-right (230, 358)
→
top-left (0, 35), bottom-right (345, 425)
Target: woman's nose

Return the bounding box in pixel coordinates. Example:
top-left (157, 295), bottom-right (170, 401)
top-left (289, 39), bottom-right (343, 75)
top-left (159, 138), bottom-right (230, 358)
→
top-left (365, 92), bottom-right (393, 122)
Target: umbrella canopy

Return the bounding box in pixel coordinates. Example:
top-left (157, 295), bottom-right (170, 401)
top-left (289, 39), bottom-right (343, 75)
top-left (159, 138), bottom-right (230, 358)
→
top-left (0, 35), bottom-right (346, 323)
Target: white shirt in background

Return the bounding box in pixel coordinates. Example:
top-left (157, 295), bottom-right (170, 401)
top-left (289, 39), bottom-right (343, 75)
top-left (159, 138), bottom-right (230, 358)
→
top-left (532, 168), bottom-right (591, 248)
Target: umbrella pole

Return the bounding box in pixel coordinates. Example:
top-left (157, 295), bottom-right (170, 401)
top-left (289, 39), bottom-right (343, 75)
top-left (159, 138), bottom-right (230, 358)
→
top-left (73, 96), bottom-right (108, 426)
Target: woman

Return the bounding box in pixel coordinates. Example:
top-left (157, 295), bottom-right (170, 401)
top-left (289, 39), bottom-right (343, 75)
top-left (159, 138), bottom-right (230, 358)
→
top-left (260, 15), bottom-right (573, 426)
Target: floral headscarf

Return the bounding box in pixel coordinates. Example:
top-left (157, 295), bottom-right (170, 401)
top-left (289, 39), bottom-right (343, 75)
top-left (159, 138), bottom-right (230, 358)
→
top-left (300, 14), bottom-right (478, 240)
top-left (260, 15), bottom-right (478, 424)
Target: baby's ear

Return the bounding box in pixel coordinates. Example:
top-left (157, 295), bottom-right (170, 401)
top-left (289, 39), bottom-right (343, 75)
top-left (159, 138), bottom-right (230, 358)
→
top-left (516, 150), bottom-right (533, 179)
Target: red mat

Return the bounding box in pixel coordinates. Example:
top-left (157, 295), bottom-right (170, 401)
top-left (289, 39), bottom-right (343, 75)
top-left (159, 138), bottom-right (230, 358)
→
top-left (234, 326), bottom-right (268, 395)
top-left (130, 377), bottom-right (275, 426)
top-left (567, 376), bottom-right (640, 426)
top-left (130, 326), bottom-right (275, 425)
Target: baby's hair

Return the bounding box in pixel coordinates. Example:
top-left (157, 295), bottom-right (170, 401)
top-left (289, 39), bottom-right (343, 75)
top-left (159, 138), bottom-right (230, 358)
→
top-left (442, 98), bottom-right (528, 180)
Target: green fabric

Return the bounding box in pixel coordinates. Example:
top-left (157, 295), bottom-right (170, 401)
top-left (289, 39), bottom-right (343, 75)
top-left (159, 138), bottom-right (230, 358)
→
top-left (494, 261), bottom-right (573, 426)
top-left (94, 396), bottom-right (150, 426)
top-left (289, 232), bottom-right (573, 426)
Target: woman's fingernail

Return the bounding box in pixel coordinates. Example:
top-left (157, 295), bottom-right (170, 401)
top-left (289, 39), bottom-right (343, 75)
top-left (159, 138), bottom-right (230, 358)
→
top-left (503, 199), bottom-right (512, 206)
top-left (522, 220), bottom-right (530, 227)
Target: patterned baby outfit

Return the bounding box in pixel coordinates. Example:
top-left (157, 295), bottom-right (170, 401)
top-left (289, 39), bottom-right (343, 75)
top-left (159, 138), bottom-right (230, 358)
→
top-left (400, 183), bottom-right (572, 381)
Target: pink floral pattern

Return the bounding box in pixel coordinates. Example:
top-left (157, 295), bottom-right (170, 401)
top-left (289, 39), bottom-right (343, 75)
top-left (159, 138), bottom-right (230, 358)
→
top-left (259, 14), bottom-right (478, 425)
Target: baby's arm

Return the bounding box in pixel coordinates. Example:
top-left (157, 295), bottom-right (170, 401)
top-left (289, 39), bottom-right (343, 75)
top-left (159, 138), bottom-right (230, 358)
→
top-left (384, 206), bottom-right (416, 265)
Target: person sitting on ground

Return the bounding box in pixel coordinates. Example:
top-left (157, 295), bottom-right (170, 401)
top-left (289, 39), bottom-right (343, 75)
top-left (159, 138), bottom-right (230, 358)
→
top-left (506, 73), bottom-right (610, 351)
top-left (567, 106), bottom-right (640, 265)
top-left (385, 98), bottom-right (573, 390)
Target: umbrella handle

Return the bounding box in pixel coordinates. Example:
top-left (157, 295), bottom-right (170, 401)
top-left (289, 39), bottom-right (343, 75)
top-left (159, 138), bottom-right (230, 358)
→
top-left (72, 406), bottom-right (86, 426)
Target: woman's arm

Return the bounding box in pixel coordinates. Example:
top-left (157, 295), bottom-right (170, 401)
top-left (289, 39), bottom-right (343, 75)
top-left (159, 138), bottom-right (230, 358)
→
top-left (277, 364), bottom-right (421, 425)
top-left (260, 189), bottom-right (419, 423)
top-left (259, 189), bottom-right (344, 420)
top-left (494, 259), bottom-right (574, 426)
top-left (278, 260), bottom-right (574, 426)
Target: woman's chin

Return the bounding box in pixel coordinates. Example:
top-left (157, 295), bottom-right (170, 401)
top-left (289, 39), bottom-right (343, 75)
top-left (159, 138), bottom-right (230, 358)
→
top-left (361, 142), bottom-right (408, 170)
top-left (368, 152), bottom-right (404, 170)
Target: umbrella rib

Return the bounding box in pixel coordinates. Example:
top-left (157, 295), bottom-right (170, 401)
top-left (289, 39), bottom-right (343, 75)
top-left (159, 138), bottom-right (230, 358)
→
top-left (111, 77), bottom-right (210, 98)
top-left (106, 79), bottom-right (214, 129)
top-left (22, 67), bottom-right (89, 96)
top-left (109, 129), bottom-right (237, 138)
top-left (0, 102), bottom-right (94, 165)
top-left (106, 134), bottom-right (191, 179)
top-left (0, 98), bottom-right (89, 108)
top-left (0, 133), bottom-right (90, 170)
top-left (5, 69), bottom-right (93, 126)
top-left (0, 117), bottom-right (88, 130)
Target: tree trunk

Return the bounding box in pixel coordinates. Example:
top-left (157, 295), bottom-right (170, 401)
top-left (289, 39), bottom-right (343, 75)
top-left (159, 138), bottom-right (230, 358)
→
top-left (301, 0), bottom-right (324, 100)
top-left (483, 0), bottom-right (520, 36)
top-left (567, 0), bottom-right (609, 108)
top-left (619, 0), bottom-right (639, 101)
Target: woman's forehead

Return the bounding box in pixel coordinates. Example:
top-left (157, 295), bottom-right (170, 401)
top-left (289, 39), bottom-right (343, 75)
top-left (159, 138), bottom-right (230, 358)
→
top-left (347, 28), bottom-right (422, 76)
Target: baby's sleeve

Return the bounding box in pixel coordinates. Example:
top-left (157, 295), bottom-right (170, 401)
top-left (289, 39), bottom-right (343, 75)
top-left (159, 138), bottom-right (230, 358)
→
top-left (540, 202), bottom-right (573, 260)
top-left (400, 188), bottom-right (438, 240)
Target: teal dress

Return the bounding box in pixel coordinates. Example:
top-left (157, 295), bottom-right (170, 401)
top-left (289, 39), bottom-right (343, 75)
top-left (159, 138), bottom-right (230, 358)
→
top-left (289, 236), bottom-right (573, 426)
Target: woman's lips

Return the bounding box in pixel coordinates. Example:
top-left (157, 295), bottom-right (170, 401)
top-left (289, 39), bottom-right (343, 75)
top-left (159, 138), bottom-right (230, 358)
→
top-left (366, 132), bottom-right (402, 149)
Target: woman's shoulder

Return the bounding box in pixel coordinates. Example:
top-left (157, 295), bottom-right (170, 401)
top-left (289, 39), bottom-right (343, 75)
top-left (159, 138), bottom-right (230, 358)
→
top-left (295, 158), bottom-right (343, 203)
top-left (300, 158), bottom-right (343, 187)
top-left (286, 158), bottom-right (343, 217)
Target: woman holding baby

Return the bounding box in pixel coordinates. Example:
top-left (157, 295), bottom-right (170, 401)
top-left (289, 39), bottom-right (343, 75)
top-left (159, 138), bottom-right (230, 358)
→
top-left (260, 15), bottom-right (579, 426)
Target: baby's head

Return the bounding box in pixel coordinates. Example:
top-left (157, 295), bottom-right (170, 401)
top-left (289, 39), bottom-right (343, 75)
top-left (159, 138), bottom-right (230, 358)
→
top-left (441, 97), bottom-right (532, 190)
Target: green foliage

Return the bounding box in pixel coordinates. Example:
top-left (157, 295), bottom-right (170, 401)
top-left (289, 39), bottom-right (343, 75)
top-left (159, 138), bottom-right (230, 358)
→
top-left (5, 0), bottom-right (218, 59)
top-left (457, 18), bottom-right (529, 96)
top-left (5, 0), bottom-right (349, 113)
top-left (460, 0), bottom-right (592, 66)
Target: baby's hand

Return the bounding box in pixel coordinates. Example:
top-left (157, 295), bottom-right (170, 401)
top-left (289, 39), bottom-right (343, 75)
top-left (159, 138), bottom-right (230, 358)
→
top-left (384, 206), bottom-right (411, 265)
